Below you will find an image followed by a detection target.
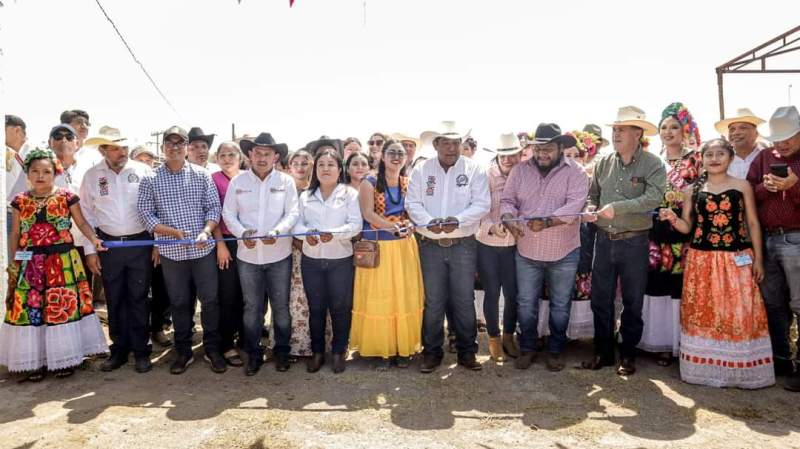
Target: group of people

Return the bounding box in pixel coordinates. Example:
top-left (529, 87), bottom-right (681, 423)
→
top-left (2, 102), bottom-right (799, 392)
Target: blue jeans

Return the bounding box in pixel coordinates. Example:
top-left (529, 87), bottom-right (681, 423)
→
top-left (477, 242), bottom-right (518, 337)
top-left (760, 232), bottom-right (800, 367)
top-left (591, 231), bottom-right (649, 359)
top-left (419, 237), bottom-right (479, 358)
top-left (516, 248), bottom-right (579, 354)
top-left (238, 256), bottom-right (292, 359)
top-left (300, 255), bottom-right (354, 354)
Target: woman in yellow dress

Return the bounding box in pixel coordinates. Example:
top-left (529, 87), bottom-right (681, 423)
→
top-left (350, 140), bottom-right (424, 370)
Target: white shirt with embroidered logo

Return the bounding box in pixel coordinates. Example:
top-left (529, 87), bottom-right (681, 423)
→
top-left (406, 155), bottom-right (491, 239)
top-left (222, 169), bottom-right (299, 265)
top-left (293, 184), bottom-right (362, 260)
top-left (78, 159), bottom-right (153, 255)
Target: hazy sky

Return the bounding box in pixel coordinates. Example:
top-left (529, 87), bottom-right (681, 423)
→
top-left (2, 0), bottom-right (799, 152)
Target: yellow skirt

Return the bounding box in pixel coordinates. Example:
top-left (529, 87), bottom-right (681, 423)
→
top-left (349, 237), bottom-right (424, 358)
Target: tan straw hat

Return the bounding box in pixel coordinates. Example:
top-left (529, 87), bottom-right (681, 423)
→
top-left (607, 106), bottom-right (657, 136)
top-left (714, 107), bottom-right (766, 135)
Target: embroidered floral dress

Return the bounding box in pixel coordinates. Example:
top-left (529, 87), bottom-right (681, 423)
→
top-left (680, 189), bottom-right (774, 388)
top-left (638, 150), bottom-right (701, 355)
top-left (0, 189), bottom-right (107, 372)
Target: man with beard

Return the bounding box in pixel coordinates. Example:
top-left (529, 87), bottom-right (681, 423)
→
top-left (501, 124), bottom-right (589, 371)
top-left (583, 106), bottom-right (666, 376)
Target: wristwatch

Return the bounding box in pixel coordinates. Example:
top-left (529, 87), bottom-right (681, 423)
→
top-left (544, 218), bottom-right (553, 228)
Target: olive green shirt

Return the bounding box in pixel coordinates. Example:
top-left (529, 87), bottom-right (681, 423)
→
top-left (588, 146), bottom-right (667, 234)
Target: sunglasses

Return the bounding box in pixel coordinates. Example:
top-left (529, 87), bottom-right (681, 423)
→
top-left (368, 140), bottom-right (384, 146)
top-left (52, 133), bottom-right (75, 141)
top-left (386, 150), bottom-right (407, 159)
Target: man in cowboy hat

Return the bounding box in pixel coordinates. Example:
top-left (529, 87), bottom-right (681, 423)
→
top-left (188, 127), bottom-right (220, 173)
top-left (79, 126), bottom-right (156, 373)
top-left (584, 106), bottom-right (666, 376)
top-left (130, 145), bottom-right (159, 167)
top-left (392, 133), bottom-right (420, 170)
top-left (501, 124), bottom-right (589, 371)
top-left (746, 106), bottom-right (800, 389)
top-left (222, 132), bottom-right (298, 376)
top-left (715, 108), bottom-right (767, 179)
top-left (137, 125), bottom-right (226, 375)
top-left (406, 121), bottom-right (490, 373)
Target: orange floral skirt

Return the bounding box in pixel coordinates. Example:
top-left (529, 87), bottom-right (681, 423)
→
top-left (679, 248), bottom-right (774, 389)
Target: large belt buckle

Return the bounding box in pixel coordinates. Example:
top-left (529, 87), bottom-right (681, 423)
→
top-left (438, 238), bottom-right (454, 247)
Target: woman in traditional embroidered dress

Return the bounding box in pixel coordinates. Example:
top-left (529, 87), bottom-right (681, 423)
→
top-left (1, 148), bottom-right (108, 381)
top-left (639, 102), bottom-right (703, 366)
top-left (350, 140), bottom-right (424, 370)
top-left (660, 138), bottom-right (774, 389)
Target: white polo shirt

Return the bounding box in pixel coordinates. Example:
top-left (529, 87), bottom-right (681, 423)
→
top-left (294, 184), bottom-right (362, 260)
top-left (406, 155), bottom-right (490, 239)
top-left (222, 169), bottom-right (299, 265)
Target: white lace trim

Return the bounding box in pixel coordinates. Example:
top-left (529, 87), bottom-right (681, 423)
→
top-left (0, 314), bottom-right (108, 372)
top-left (679, 333), bottom-right (775, 389)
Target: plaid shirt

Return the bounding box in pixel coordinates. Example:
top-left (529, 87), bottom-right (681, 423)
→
top-left (137, 162), bottom-right (221, 261)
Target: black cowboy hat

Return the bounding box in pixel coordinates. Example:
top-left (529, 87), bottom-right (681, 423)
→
top-left (240, 132), bottom-right (289, 159)
top-left (533, 123), bottom-right (577, 148)
top-left (187, 127), bottom-right (216, 148)
top-left (305, 135), bottom-right (343, 157)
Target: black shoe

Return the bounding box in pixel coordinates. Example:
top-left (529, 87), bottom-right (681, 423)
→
top-left (134, 357), bottom-right (152, 373)
top-left (332, 353), bottom-right (346, 374)
top-left (245, 355), bottom-right (263, 376)
top-left (545, 352), bottom-right (564, 372)
top-left (617, 357), bottom-right (636, 376)
top-left (581, 354), bottom-right (615, 370)
top-left (785, 371), bottom-right (800, 392)
top-left (307, 353), bottom-right (325, 373)
top-left (101, 353), bottom-right (129, 372)
top-left (457, 353), bottom-right (482, 371)
top-left (205, 353), bottom-right (228, 373)
top-left (170, 354), bottom-right (194, 375)
top-left (514, 352), bottom-right (536, 370)
top-left (420, 353), bottom-right (442, 373)
top-left (274, 353), bottom-right (290, 372)
top-left (394, 356), bottom-right (410, 369)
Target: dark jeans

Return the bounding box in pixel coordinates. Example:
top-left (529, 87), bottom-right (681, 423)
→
top-left (516, 248), bottom-right (579, 354)
top-left (238, 256), bottom-right (292, 359)
top-left (591, 231), bottom-right (649, 359)
top-left (149, 264), bottom-right (171, 332)
top-left (760, 233), bottom-right (800, 366)
top-left (476, 242), bottom-right (518, 337)
top-left (99, 243), bottom-right (152, 358)
top-left (419, 236), bottom-right (479, 358)
top-left (300, 255), bottom-right (354, 354)
top-left (160, 253), bottom-right (221, 357)
top-left (218, 237), bottom-right (243, 352)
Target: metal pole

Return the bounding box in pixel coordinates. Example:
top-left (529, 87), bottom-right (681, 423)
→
top-left (231, 123), bottom-right (236, 140)
top-left (790, 84), bottom-right (793, 104)
top-left (717, 69), bottom-right (725, 121)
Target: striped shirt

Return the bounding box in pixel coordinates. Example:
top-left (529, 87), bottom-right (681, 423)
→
top-left (137, 162), bottom-right (221, 261)
top-left (500, 157), bottom-right (589, 262)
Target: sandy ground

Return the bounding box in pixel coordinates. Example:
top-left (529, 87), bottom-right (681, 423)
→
top-left (1, 331), bottom-right (798, 449)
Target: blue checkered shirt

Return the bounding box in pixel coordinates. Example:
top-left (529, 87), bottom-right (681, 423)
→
top-left (137, 162), bottom-right (221, 261)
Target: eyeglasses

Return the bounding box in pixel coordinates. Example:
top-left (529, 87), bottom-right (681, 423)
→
top-left (368, 140), bottom-right (384, 146)
top-left (52, 133), bottom-right (75, 142)
top-left (386, 150), bottom-right (407, 159)
top-left (164, 140), bottom-right (187, 149)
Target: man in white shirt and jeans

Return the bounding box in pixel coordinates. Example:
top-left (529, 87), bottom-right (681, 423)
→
top-left (407, 122), bottom-right (490, 373)
top-left (222, 132), bottom-right (299, 375)
top-left (79, 127), bottom-right (155, 373)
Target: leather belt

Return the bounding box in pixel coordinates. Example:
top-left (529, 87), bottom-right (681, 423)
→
top-left (766, 228), bottom-right (800, 237)
top-left (97, 230), bottom-right (149, 241)
top-left (600, 229), bottom-right (649, 241)
top-left (418, 235), bottom-right (474, 248)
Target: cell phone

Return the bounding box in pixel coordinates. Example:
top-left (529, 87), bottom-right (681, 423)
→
top-left (770, 163), bottom-right (789, 178)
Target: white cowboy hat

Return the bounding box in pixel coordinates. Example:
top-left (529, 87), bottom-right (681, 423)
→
top-left (84, 125), bottom-right (128, 147)
top-left (607, 106), bottom-right (657, 136)
top-left (714, 107), bottom-right (766, 135)
top-left (484, 132), bottom-right (522, 156)
top-left (425, 121), bottom-right (471, 142)
top-left (415, 130), bottom-right (438, 161)
top-left (764, 106), bottom-right (800, 143)
top-left (391, 132), bottom-right (421, 148)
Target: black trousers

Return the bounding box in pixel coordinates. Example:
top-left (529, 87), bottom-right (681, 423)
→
top-left (149, 264), bottom-right (171, 332)
top-left (98, 238), bottom-right (153, 358)
top-left (218, 237), bottom-right (243, 352)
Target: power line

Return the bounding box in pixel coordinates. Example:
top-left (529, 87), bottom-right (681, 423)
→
top-left (93, 0), bottom-right (180, 116)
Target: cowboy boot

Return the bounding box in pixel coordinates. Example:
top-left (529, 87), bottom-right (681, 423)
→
top-left (502, 333), bottom-right (520, 358)
top-left (488, 336), bottom-right (504, 362)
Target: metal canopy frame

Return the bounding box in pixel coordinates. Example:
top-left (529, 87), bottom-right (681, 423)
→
top-left (716, 25), bottom-right (800, 119)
